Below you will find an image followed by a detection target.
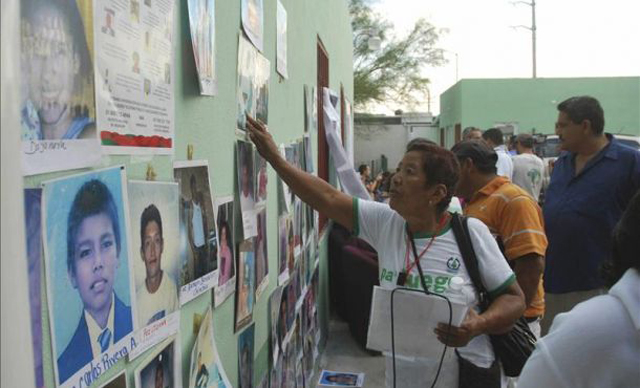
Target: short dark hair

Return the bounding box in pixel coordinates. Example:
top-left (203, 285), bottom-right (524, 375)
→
top-left (462, 127), bottom-right (481, 138)
top-left (140, 204), bottom-right (163, 248)
top-left (358, 164), bottom-right (368, 174)
top-left (405, 141), bottom-right (460, 214)
top-left (482, 127), bottom-right (504, 145)
top-left (557, 96), bottom-right (605, 135)
top-left (67, 179), bottom-right (121, 274)
top-left (602, 189), bottom-right (640, 287)
top-left (515, 133), bottom-right (534, 149)
top-left (407, 138), bottom-right (437, 149)
top-left (451, 140), bottom-right (498, 175)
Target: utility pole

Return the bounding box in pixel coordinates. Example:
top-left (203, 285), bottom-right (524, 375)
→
top-left (512, 0), bottom-right (537, 78)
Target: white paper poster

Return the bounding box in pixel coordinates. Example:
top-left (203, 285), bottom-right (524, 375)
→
top-left (94, 0), bottom-right (175, 154)
top-left (188, 0), bottom-right (217, 95)
top-left (20, 0), bottom-right (102, 176)
top-left (322, 88), bottom-right (369, 200)
top-left (241, 0), bottom-right (263, 52)
top-left (276, 0), bottom-right (288, 78)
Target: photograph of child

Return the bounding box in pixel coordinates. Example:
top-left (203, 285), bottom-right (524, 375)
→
top-left (128, 181), bottom-right (180, 328)
top-left (214, 198), bottom-right (236, 307)
top-left (24, 188), bottom-right (44, 388)
top-left (235, 240), bottom-right (255, 332)
top-left (136, 337), bottom-right (178, 388)
top-left (237, 324), bottom-right (255, 388)
top-left (174, 161), bottom-right (219, 301)
top-left (42, 167), bottom-right (134, 386)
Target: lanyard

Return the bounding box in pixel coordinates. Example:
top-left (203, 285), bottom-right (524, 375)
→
top-left (401, 213), bottom-right (449, 280)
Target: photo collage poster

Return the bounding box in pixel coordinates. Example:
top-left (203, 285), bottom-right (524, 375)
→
top-left (187, 0), bottom-right (217, 96)
top-left (188, 306), bottom-right (231, 388)
top-left (94, 0), bottom-right (175, 154)
top-left (42, 166), bottom-right (136, 387)
top-left (235, 35), bottom-right (270, 133)
top-left (214, 197), bottom-right (236, 307)
top-left (276, 0), bottom-right (287, 79)
top-left (174, 160), bottom-right (219, 305)
top-left (20, 0), bottom-right (101, 175)
top-left (134, 336), bottom-right (181, 388)
top-left (127, 181), bottom-right (181, 356)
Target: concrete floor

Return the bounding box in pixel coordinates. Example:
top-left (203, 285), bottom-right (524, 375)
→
top-left (317, 318), bottom-right (385, 387)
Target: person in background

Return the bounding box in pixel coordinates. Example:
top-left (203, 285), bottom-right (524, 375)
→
top-left (358, 164), bottom-right (382, 199)
top-left (519, 190), bottom-right (640, 388)
top-left (247, 115), bottom-right (525, 388)
top-left (482, 127), bottom-right (514, 180)
top-left (452, 140), bottom-right (547, 338)
top-left (541, 96), bottom-right (640, 334)
top-left (462, 126), bottom-right (483, 141)
top-left (511, 133), bottom-right (545, 202)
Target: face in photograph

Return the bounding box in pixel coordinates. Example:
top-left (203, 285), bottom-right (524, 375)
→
top-left (46, 171), bottom-right (133, 385)
top-left (21, 0), bottom-right (95, 141)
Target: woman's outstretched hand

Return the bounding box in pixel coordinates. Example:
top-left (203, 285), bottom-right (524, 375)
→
top-left (246, 114), bottom-right (280, 164)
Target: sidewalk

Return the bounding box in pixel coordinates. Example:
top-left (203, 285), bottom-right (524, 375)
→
top-left (317, 318), bottom-right (385, 387)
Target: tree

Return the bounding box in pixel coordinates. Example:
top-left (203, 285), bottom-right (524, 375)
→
top-left (350, 0), bottom-right (447, 111)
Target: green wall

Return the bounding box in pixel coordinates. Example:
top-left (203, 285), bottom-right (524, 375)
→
top-left (439, 77), bottom-right (640, 147)
top-left (25, 0), bottom-right (353, 386)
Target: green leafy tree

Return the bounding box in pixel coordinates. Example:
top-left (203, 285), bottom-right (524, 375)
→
top-left (350, 0), bottom-right (447, 110)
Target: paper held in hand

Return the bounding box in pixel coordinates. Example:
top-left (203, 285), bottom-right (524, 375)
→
top-left (366, 286), bottom-right (470, 359)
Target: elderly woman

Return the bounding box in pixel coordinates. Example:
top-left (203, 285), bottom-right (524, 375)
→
top-left (246, 116), bottom-right (525, 388)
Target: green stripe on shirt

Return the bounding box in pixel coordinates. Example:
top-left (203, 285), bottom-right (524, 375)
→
top-left (352, 197), bottom-right (360, 236)
top-left (488, 273), bottom-right (516, 299)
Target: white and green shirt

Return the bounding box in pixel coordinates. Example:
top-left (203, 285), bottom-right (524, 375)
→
top-left (353, 198), bottom-right (515, 388)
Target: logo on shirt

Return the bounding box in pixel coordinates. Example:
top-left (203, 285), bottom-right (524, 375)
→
top-left (446, 257), bottom-right (461, 273)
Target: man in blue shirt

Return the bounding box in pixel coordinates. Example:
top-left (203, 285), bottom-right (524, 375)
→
top-left (541, 96), bottom-right (640, 334)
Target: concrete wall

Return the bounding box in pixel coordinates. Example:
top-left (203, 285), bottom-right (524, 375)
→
top-left (4, 0), bottom-right (353, 386)
top-left (439, 77), bottom-right (640, 148)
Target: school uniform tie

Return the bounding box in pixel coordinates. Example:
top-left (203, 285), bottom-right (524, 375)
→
top-left (98, 328), bottom-right (112, 353)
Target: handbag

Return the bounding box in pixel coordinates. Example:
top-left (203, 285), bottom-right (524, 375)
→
top-left (450, 213), bottom-right (537, 377)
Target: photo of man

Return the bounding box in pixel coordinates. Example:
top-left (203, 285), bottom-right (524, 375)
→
top-left (21, 0), bottom-right (96, 141)
top-left (101, 8), bottom-right (115, 37)
top-left (43, 168), bottom-right (134, 385)
top-left (174, 161), bottom-right (219, 301)
top-left (128, 181), bottom-right (181, 329)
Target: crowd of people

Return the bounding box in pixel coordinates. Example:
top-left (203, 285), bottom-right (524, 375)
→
top-left (246, 95), bottom-right (640, 387)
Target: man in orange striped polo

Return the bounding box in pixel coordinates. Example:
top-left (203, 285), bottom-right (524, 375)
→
top-left (452, 140), bottom-right (547, 338)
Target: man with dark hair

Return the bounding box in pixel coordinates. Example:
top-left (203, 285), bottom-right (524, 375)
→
top-left (462, 126), bottom-right (483, 141)
top-left (453, 140), bottom-right (547, 338)
top-left (137, 204), bottom-right (178, 327)
top-left (541, 95), bottom-right (640, 334)
top-left (512, 134), bottom-right (545, 201)
top-left (482, 127), bottom-right (513, 179)
top-left (59, 179), bottom-right (132, 384)
top-left (21, 0), bottom-right (96, 140)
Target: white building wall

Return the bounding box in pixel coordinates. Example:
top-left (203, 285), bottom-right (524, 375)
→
top-left (354, 123), bottom-right (407, 172)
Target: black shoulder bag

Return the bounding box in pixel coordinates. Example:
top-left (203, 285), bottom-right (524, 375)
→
top-left (450, 213), bottom-right (537, 377)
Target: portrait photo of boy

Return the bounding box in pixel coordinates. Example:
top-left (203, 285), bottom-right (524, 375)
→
top-left (43, 167), bottom-right (135, 385)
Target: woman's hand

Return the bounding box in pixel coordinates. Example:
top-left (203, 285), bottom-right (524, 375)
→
top-left (434, 308), bottom-right (485, 347)
top-left (246, 114), bottom-right (281, 164)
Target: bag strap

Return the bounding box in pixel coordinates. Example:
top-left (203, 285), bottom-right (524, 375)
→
top-left (450, 213), bottom-right (490, 311)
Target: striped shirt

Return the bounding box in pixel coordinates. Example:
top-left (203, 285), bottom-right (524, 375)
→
top-left (465, 176), bottom-right (548, 318)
